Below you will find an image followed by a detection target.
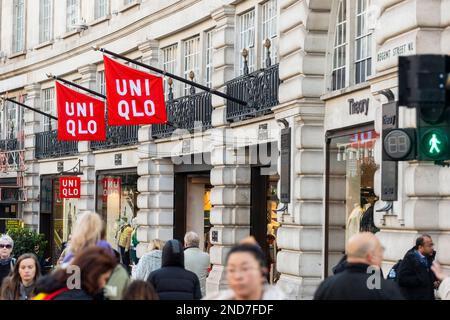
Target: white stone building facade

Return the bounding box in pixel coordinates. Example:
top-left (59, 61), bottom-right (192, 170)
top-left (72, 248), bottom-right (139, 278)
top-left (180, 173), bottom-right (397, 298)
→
top-left (0, 0), bottom-right (449, 300)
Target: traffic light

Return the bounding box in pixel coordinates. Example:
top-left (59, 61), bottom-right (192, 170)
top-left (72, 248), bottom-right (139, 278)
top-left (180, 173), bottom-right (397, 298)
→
top-left (398, 55), bottom-right (450, 161)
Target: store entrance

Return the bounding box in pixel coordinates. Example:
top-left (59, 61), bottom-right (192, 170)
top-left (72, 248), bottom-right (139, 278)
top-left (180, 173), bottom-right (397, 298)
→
top-left (174, 166), bottom-right (212, 252)
top-left (40, 176), bottom-right (78, 267)
top-left (251, 166), bottom-right (280, 284)
top-left (325, 125), bottom-right (379, 277)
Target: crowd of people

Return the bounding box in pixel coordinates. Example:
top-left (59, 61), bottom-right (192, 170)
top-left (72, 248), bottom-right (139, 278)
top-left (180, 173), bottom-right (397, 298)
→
top-left (0, 211), bottom-right (449, 300)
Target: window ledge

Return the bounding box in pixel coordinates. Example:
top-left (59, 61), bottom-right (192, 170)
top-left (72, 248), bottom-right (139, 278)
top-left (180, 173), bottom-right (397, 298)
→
top-left (61, 29), bottom-right (81, 40)
top-left (119, 0), bottom-right (141, 14)
top-left (321, 82), bottom-right (371, 101)
top-left (34, 40), bottom-right (54, 50)
top-left (8, 51), bottom-right (26, 59)
top-left (89, 15), bottom-right (111, 27)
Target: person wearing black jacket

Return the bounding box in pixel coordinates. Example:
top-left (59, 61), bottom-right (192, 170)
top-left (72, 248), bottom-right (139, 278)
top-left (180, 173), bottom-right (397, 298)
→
top-left (397, 234), bottom-right (438, 300)
top-left (148, 239), bottom-right (201, 300)
top-left (314, 232), bottom-right (404, 300)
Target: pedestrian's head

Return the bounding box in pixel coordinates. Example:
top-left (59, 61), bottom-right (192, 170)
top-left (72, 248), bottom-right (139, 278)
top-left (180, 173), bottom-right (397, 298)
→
top-left (122, 280), bottom-right (159, 300)
top-left (16, 253), bottom-right (41, 284)
top-left (346, 232), bottom-right (384, 268)
top-left (161, 239), bottom-right (184, 268)
top-left (0, 234), bottom-right (14, 259)
top-left (225, 244), bottom-right (268, 300)
top-left (68, 246), bottom-right (117, 296)
top-left (148, 239), bottom-right (164, 251)
top-left (69, 211), bottom-right (103, 256)
top-left (1, 253), bottom-right (41, 300)
top-left (184, 231), bottom-right (200, 248)
top-left (416, 234), bottom-right (434, 256)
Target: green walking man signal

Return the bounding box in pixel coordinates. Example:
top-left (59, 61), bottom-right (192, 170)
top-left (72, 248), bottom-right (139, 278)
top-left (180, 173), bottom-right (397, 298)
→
top-left (429, 133), bottom-right (441, 154)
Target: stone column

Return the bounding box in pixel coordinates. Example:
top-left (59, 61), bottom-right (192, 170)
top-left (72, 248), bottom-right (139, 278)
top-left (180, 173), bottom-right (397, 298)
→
top-left (76, 64), bottom-right (98, 215)
top-left (135, 40), bottom-right (174, 258)
top-left (274, 0), bottom-right (330, 299)
top-left (206, 5), bottom-right (252, 295)
top-left (23, 84), bottom-right (42, 231)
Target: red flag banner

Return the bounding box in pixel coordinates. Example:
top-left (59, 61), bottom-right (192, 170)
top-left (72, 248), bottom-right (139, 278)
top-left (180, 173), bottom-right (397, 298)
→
top-left (103, 55), bottom-right (167, 126)
top-left (56, 82), bottom-right (106, 141)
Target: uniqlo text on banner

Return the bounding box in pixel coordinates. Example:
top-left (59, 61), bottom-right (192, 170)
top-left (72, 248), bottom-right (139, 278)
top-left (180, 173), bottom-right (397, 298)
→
top-left (103, 55), bottom-right (167, 125)
top-left (56, 82), bottom-right (106, 141)
top-left (59, 177), bottom-right (81, 199)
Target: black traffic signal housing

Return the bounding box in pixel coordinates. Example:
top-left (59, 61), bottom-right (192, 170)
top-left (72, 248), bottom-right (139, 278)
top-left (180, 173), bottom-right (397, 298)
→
top-left (398, 55), bottom-right (450, 161)
top-left (382, 128), bottom-right (416, 161)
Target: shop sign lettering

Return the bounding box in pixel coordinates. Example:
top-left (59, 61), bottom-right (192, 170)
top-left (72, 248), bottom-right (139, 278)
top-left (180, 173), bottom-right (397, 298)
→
top-left (348, 98), bottom-right (370, 116)
top-left (56, 82), bottom-right (106, 141)
top-left (103, 55), bottom-right (167, 125)
top-left (59, 177), bottom-right (81, 198)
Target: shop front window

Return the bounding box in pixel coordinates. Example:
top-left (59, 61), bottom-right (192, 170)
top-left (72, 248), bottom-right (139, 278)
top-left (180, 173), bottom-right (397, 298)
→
top-left (326, 127), bottom-right (379, 275)
top-left (53, 178), bottom-right (78, 261)
top-left (96, 172), bottom-right (138, 248)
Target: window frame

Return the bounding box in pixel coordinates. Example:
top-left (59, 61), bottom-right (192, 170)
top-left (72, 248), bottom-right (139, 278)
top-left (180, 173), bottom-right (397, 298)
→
top-left (260, 0), bottom-right (279, 68)
top-left (237, 9), bottom-right (256, 76)
top-left (162, 44), bottom-right (179, 99)
top-left (39, 0), bottom-right (53, 44)
top-left (94, 0), bottom-right (109, 20)
top-left (42, 87), bottom-right (56, 132)
top-left (329, 0), bottom-right (374, 92)
top-left (182, 36), bottom-right (201, 96)
top-left (12, 0), bottom-right (26, 54)
top-left (66, 0), bottom-right (80, 32)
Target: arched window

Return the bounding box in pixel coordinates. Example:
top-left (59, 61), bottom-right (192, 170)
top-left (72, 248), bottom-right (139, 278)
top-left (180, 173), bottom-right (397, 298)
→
top-left (331, 0), bottom-right (373, 91)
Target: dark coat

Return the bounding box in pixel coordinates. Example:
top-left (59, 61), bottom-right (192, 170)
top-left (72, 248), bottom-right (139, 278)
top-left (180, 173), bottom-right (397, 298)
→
top-left (397, 247), bottom-right (436, 300)
top-left (34, 273), bottom-right (98, 300)
top-left (314, 263), bottom-right (404, 300)
top-left (148, 240), bottom-right (201, 300)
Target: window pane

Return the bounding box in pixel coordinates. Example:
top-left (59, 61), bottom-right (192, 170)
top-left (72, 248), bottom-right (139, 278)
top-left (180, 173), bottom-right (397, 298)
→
top-left (239, 9), bottom-right (256, 74)
top-left (332, 0), bottom-right (347, 90)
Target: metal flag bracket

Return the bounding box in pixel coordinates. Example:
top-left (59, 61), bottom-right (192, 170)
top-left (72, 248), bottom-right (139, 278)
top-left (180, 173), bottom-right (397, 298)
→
top-left (59, 159), bottom-right (84, 176)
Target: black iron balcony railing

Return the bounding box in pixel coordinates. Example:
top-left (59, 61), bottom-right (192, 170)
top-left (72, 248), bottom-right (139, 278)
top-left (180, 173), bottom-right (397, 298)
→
top-left (226, 39), bottom-right (280, 122)
top-left (0, 138), bottom-right (18, 151)
top-left (152, 74), bottom-right (213, 139)
top-left (35, 130), bottom-right (79, 159)
top-left (90, 124), bottom-right (139, 151)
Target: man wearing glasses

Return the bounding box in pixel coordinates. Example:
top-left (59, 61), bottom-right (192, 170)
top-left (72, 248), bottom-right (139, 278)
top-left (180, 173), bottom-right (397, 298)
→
top-left (0, 234), bottom-right (16, 286)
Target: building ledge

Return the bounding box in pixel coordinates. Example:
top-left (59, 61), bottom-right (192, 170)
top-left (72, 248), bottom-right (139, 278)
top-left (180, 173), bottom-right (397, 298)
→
top-left (89, 15), bottom-right (111, 27)
top-left (321, 82), bottom-right (371, 101)
top-left (119, 0), bottom-right (141, 14)
top-left (61, 29), bottom-right (81, 40)
top-left (8, 50), bottom-right (27, 59)
top-left (34, 40), bottom-right (54, 50)
top-left (92, 145), bottom-right (138, 155)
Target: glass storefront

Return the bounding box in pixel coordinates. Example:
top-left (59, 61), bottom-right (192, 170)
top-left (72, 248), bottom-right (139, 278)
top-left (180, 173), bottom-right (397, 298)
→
top-left (325, 126), bottom-right (379, 276)
top-left (40, 176), bottom-right (79, 265)
top-left (96, 171), bottom-right (139, 249)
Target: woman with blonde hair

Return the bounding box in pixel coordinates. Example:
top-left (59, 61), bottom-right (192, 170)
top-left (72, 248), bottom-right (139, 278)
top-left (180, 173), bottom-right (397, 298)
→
top-left (131, 239), bottom-right (164, 281)
top-left (62, 211), bottom-right (113, 266)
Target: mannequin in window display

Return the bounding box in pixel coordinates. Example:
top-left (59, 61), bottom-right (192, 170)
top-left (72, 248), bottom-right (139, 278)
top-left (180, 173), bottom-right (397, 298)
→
top-left (360, 196), bottom-right (380, 234)
top-left (345, 203), bottom-right (364, 244)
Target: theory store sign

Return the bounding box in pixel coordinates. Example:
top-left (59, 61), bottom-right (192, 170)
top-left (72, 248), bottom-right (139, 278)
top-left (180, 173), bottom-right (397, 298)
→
top-left (348, 98), bottom-right (370, 116)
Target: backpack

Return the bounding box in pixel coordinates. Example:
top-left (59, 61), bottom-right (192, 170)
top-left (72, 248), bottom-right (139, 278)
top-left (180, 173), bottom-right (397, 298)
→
top-left (387, 259), bottom-right (402, 281)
